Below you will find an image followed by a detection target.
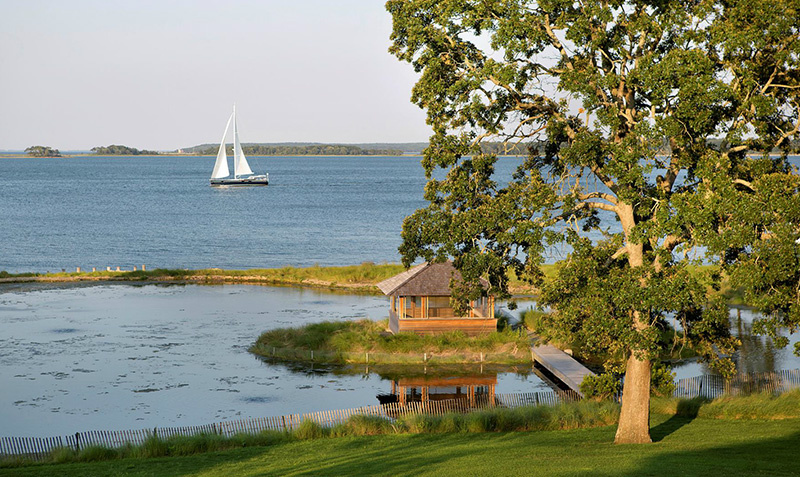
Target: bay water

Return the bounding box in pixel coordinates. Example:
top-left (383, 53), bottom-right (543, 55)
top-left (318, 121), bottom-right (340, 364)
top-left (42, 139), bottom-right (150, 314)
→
top-left (0, 155), bottom-right (506, 273)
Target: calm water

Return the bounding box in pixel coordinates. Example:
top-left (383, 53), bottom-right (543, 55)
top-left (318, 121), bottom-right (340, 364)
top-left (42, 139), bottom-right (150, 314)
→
top-left (0, 155), bottom-right (524, 274)
top-left (0, 283), bottom-right (550, 437)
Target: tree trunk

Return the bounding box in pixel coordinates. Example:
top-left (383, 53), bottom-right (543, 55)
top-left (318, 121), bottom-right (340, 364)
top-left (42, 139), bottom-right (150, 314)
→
top-left (614, 353), bottom-right (652, 444)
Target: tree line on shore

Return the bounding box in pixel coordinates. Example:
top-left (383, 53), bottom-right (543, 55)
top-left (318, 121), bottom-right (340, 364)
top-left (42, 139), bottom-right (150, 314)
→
top-left (198, 144), bottom-right (405, 156)
top-left (90, 145), bottom-right (159, 155)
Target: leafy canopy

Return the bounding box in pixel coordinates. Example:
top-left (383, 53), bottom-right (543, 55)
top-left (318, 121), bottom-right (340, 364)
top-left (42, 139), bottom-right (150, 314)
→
top-left (387, 0), bottom-right (800, 375)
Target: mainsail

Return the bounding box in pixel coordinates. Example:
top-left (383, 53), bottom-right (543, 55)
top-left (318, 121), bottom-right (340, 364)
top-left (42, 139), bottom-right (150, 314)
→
top-left (209, 105), bottom-right (267, 186)
top-left (210, 113), bottom-right (233, 179)
top-left (232, 106), bottom-right (254, 177)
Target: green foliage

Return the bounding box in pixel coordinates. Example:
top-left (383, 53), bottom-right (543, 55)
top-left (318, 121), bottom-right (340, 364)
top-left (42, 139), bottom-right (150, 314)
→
top-left (91, 145), bottom-right (159, 155)
top-left (387, 0), bottom-right (800, 440)
top-left (519, 309), bottom-right (548, 333)
top-left (580, 373), bottom-right (621, 400)
top-left (650, 364), bottom-right (676, 398)
top-left (24, 146), bottom-right (60, 157)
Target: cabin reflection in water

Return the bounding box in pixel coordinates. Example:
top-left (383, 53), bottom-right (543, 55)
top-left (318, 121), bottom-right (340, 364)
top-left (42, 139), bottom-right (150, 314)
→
top-left (378, 374), bottom-right (497, 407)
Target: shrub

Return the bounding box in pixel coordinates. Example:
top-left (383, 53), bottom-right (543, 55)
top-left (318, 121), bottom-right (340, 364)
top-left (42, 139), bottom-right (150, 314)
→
top-left (650, 363), bottom-right (676, 397)
top-left (580, 373), bottom-right (620, 400)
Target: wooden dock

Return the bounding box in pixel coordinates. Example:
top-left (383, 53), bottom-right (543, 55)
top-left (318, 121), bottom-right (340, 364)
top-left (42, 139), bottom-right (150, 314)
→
top-left (531, 343), bottom-right (596, 397)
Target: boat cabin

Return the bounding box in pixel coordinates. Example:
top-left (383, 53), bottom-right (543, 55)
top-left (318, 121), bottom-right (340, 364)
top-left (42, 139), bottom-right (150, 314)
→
top-left (377, 261), bottom-right (496, 336)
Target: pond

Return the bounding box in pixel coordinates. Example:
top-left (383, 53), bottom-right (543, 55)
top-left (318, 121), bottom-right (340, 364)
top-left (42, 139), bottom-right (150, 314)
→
top-left (0, 283), bottom-right (551, 438)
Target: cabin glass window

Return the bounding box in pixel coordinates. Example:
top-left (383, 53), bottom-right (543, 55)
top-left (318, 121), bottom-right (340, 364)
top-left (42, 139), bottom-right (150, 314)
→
top-left (404, 296), bottom-right (422, 318)
top-left (428, 296), bottom-right (453, 318)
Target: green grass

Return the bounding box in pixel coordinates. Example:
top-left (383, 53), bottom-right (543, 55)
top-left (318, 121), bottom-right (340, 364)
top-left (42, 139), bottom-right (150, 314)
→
top-left (248, 319), bottom-right (532, 365)
top-left (3, 411), bottom-right (799, 476)
top-left (651, 390), bottom-right (800, 420)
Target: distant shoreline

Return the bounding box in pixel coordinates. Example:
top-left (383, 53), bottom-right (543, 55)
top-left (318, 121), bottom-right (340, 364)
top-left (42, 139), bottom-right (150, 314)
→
top-left (0, 154), bottom-right (431, 159)
top-left (0, 264), bottom-right (540, 296)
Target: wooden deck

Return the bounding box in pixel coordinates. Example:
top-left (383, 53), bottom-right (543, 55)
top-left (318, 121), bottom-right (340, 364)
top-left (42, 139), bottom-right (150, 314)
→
top-left (531, 343), bottom-right (596, 397)
top-left (389, 314), bottom-right (498, 335)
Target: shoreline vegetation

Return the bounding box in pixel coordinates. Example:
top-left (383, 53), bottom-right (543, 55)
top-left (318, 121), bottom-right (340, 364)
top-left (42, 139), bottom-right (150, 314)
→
top-left (0, 262), bottom-right (745, 303)
top-left (2, 391), bottom-right (799, 474)
top-left (249, 319), bottom-right (533, 365)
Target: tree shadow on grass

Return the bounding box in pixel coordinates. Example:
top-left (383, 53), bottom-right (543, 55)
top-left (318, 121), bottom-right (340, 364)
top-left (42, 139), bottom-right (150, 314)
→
top-left (650, 398), bottom-right (705, 442)
top-left (627, 429), bottom-right (800, 477)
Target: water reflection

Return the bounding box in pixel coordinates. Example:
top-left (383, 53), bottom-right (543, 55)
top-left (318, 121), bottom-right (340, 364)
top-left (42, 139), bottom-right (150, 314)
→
top-left (378, 373), bottom-right (497, 407)
top-left (672, 307), bottom-right (800, 379)
top-left (733, 308), bottom-right (779, 375)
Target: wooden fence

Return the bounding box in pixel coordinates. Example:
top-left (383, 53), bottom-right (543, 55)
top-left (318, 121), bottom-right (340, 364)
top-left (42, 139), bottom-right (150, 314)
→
top-left (673, 368), bottom-right (800, 398)
top-left (0, 389), bottom-right (577, 462)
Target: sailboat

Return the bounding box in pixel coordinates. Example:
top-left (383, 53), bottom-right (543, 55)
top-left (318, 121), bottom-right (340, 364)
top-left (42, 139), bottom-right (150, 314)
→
top-left (210, 105), bottom-right (269, 186)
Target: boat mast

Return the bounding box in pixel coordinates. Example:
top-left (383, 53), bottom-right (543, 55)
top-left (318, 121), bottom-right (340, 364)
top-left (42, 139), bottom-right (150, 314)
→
top-left (232, 103), bottom-right (237, 179)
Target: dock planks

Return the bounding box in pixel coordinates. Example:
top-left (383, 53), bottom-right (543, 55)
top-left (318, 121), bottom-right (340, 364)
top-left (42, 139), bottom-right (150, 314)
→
top-left (531, 343), bottom-right (595, 396)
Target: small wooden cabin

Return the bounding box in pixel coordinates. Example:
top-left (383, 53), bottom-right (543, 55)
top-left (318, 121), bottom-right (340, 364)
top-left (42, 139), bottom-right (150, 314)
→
top-left (377, 261), bottom-right (496, 336)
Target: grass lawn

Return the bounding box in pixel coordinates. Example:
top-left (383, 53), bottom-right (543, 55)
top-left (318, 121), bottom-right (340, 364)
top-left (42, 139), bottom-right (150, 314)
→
top-left (4, 413), bottom-right (798, 476)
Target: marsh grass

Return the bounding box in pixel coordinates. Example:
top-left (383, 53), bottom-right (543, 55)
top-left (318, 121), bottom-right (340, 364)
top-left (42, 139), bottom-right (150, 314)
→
top-left (0, 263), bottom-right (409, 293)
top-left (249, 319), bottom-right (532, 364)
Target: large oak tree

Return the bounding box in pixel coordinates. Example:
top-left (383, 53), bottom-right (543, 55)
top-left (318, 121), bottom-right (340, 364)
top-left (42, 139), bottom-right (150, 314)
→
top-left (387, 0), bottom-right (800, 443)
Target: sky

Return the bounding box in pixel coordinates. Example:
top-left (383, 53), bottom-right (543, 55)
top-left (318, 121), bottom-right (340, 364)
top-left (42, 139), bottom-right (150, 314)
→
top-left (0, 0), bottom-right (430, 151)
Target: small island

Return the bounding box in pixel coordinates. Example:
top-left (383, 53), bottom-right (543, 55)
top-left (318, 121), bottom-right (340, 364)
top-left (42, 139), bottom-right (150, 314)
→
top-left (24, 145), bottom-right (61, 157)
top-left (249, 319), bottom-right (532, 365)
top-left (91, 145), bottom-right (160, 155)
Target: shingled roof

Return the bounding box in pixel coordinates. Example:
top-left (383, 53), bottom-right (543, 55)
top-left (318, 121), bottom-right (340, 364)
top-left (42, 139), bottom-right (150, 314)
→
top-left (376, 261), bottom-right (489, 296)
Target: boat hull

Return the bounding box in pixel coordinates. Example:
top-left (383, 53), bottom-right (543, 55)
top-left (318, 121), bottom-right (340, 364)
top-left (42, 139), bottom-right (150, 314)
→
top-left (210, 175), bottom-right (269, 187)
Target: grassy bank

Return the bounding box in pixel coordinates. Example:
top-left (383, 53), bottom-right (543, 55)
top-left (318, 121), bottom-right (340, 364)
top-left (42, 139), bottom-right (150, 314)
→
top-left (249, 319), bottom-right (532, 365)
top-left (3, 391), bottom-right (800, 476)
top-left (0, 263), bottom-right (410, 294)
top-left (0, 262), bottom-right (745, 303)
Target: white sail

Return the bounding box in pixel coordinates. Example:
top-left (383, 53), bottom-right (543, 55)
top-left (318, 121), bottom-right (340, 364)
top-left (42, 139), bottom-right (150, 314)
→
top-left (210, 113), bottom-right (233, 179)
top-left (232, 107), bottom-right (254, 177)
